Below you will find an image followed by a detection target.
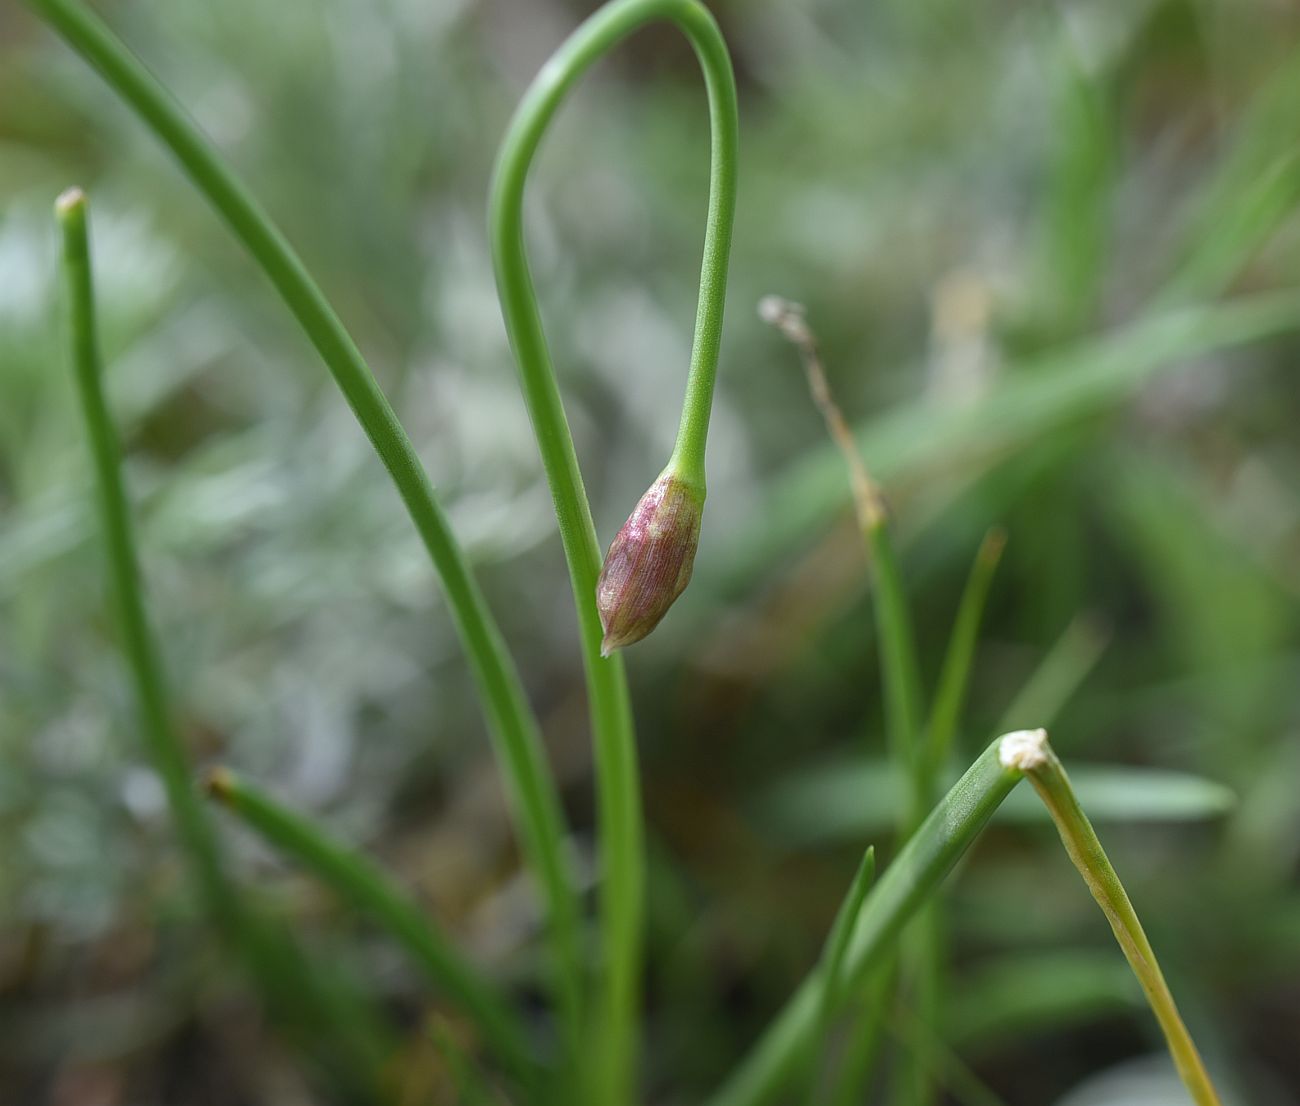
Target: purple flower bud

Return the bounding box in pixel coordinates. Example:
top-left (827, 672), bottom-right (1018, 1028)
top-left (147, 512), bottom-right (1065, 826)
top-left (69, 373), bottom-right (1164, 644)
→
top-left (596, 472), bottom-right (704, 655)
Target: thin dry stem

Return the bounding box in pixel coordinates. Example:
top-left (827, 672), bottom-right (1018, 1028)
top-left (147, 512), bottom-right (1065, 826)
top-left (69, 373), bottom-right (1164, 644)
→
top-left (759, 295), bottom-right (886, 530)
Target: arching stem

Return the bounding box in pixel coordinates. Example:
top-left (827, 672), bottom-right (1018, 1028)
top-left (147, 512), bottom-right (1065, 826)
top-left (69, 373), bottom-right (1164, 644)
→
top-left (488, 1), bottom-right (738, 1100)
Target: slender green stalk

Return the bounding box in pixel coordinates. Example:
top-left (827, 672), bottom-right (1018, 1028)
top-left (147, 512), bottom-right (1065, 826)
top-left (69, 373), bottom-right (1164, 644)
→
top-left (828, 969), bottom-right (893, 1106)
top-left (857, 518), bottom-right (930, 1106)
top-left (57, 184), bottom-right (231, 942)
top-left (205, 768), bottom-right (539, 1086)
top-left (802, 846), bottom-right (876, 1096)
top-left (862, 528), bottom-right (928, 1106)
top-left (708, 738), bottom-right (1023, 1106)
top-left (866, 521), bottom-right (926, 790)
top-left (895, 905), bottom-right (940, 1106)
top-left (925, 528), bottom-right (1007, 781)
top-left (56, 188), bottom-right (387, 1093)
top-left (1000, 730), bottom-right (1223, 1106)
top-left (865, 513), bottom-right (957, 1106)
top-left (817, 847), bottom-right (877, 1031)
top-left (868, 507), bottom-right (929, 1106)
top-left (488, 2), bottom-right (737, 1099)
top-left (897, 528), bottom-right (1003, 1106)
top-left (29, 0), bottom-right (582, 1059)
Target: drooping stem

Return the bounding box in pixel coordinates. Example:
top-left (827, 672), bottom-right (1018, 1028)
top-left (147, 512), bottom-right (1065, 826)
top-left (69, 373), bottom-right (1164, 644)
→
top-left (29, 0), bottom-right (582, 1063)
top-left (1000, 730), bottom-right (1223, 1106)
top-left (488, 2), bottom-right (738, 1100)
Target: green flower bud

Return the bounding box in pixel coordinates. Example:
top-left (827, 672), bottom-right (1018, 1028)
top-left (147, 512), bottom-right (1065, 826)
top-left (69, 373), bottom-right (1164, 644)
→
top-left (596, 471), bottom-right (704, 655)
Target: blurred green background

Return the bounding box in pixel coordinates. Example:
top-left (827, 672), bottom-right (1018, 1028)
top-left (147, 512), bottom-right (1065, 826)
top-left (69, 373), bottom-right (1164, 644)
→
top-left (2, 0), bottom-right (1299, 1102)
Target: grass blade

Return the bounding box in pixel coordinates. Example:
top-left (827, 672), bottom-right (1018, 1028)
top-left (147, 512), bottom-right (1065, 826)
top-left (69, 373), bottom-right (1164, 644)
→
top-left (817, 846), bottom-right (877, 1030)
top-left (28, 0), bottom-right (582, 1054)
top-left (828, 970), bottom-right (893, 1106)
top-left (802, 847), bottom-right (877, 1097)
top-left (866, 521), bottom-right (926, 791)
top-left (206, 767), bottom-right (541, 1087)
top-left (708, 737), bottom-right (1023, 1106)
top-left (925, 528), bottom-right (1006, 783)
top-left (56, 187), bottom-right (388, 1094)
top-left (57, 184), bottom-right (229, 937)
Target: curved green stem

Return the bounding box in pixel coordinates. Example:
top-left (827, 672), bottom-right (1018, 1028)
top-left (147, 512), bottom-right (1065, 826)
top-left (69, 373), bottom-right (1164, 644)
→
top-left (488, 1), bottom-right (738, 1100)
top-left (28, 0), bottom-right (582, 1063)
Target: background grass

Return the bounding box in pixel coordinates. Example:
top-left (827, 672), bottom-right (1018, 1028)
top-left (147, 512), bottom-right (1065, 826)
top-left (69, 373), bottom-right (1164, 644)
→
top-left (1, 0), bottom-right (1298, 1103)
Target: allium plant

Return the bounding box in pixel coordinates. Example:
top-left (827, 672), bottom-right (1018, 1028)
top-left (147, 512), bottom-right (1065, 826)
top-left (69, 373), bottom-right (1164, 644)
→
top-left (36, 0), bottom-right (1225, 1103)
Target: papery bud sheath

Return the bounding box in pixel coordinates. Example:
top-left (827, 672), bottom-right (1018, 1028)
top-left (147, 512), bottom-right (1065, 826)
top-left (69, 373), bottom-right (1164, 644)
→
top-left (596, 472), bottom-right (704, 655)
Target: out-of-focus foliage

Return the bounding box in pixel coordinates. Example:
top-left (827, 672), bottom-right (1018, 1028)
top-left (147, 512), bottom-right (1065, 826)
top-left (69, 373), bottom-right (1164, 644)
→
top-left (1, 0), bottom-right (1298, 1103)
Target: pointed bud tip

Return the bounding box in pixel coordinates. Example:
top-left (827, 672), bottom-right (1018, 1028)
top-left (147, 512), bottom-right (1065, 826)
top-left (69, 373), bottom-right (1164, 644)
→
top-left (596, 472), bottom-right (704, 652)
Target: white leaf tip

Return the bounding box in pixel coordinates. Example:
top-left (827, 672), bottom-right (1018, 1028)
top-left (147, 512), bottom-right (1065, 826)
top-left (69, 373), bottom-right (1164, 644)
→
top-left (998, 728), bottom-right (1050, 771)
